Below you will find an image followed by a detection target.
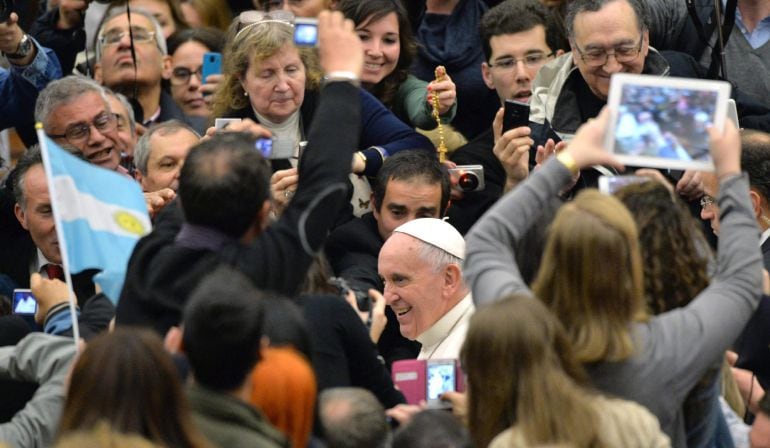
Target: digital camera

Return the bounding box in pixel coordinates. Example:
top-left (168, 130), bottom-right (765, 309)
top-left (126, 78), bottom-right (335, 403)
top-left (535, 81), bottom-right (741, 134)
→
top-left (448, 165), bottom-right (485, 192)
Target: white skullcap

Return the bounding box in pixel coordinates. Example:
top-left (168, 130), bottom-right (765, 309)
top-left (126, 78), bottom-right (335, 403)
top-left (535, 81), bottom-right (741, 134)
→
top-left (393, 218), bottom-right (465, 260)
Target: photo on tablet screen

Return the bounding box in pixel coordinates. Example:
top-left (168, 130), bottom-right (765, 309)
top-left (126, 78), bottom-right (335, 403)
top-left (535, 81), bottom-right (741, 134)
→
top-left (605, 74), bottom-right (731, 171)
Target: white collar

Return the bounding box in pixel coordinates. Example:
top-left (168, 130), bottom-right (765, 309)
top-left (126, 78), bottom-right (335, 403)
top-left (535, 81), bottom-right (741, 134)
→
top-left (416, 293), bottom-right (474, 353)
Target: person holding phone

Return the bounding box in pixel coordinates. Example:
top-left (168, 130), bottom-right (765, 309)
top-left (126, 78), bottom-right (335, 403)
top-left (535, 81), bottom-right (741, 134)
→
top-left (446, 0), bottom-right (563, 234)
top-left (167, 27), bottom-right (225, 125)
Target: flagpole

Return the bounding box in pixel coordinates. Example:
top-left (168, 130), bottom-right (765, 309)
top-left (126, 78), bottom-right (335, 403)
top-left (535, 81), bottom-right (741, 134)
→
top-left (36, 124), bottom-right (81, 347)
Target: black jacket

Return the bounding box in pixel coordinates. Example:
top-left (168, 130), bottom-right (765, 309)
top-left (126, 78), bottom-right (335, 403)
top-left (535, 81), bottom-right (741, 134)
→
top-left (116, 82), bottom-right (362, 335)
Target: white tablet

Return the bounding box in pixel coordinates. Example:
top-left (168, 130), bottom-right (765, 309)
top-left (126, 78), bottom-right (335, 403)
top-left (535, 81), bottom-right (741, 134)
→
top-left (604, 73), bottom-right (731, 172)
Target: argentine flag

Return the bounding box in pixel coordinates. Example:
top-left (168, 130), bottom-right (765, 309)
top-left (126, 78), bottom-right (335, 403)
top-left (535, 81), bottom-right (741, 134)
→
top-left (39, 133), bottom-right (151, 304)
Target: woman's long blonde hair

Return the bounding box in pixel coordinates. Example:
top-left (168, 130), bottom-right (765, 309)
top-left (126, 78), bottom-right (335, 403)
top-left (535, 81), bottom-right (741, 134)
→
top-left (211, 17), bottom-right (321, 119)
top-left (532, 190), bottom-right (647, 364)
top-left (462, 295), bottom-right (605, 448)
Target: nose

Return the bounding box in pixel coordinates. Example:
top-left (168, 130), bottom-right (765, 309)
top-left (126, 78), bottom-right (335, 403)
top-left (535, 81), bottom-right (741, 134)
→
top-left (189, 71), bottom-right (202, 90)
top-left (365, 41), bottom-right (383, 57)
top-left (87, 123), bottom-right (107, 146)
top-left (274, 72), bottom-right (290, 91)
top-left (602, 53), bottom-right (623, 73)
top-left (514, 61), bottom-right (531, 82)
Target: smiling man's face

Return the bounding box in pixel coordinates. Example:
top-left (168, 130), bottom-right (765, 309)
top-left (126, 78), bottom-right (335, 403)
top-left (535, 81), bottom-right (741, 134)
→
top-left (46, 91), bottom-right (122, 171)
top-left (378, 233), bottom-right (452, 340)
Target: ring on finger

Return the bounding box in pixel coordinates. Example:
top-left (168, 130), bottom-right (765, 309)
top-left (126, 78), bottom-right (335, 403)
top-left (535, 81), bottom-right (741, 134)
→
top-left (284, 189), bottom-right (294, 199)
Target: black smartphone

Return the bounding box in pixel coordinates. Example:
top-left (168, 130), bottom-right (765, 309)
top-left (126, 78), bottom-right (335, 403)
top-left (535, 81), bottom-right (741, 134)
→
top-left (503, 99), bottom-right (530, 133)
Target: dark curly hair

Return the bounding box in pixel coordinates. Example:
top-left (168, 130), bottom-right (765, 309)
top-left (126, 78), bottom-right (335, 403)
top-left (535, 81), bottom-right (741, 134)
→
top-left (615, 181), bottom-right (711, 315)
top-left (337, 0), bottom-right (416, 109)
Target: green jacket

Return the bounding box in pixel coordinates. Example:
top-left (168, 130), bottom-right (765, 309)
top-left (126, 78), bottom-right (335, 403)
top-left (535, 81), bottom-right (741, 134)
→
top-left (187, 383), bottom-right (288, 448)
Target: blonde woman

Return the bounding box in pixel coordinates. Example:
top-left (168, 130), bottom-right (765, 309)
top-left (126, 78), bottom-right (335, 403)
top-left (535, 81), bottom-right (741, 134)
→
top-left (465, 110), bottom-right (762, 447)
top-left (463, 295), bottom-right (669, 447)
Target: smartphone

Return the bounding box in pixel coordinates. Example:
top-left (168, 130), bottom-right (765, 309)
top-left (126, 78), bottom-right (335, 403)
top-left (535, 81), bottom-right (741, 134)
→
top-left (12, 289), bottom-right (37, 315)
top-left (598, 175), bottom-right (649, 195)
top-left (201, 52), bottom-right (222, 83)
top-left (426, 359), bottom-right (456, 408)
top-left (503, 99), bottom-right (530, 132)
top-left (255, 137), bottom-right (295, 160)
top-left (294, 18), bottom-right (318, 47)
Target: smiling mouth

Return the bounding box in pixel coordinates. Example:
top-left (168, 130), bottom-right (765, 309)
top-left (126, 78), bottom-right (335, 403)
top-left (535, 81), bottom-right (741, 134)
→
top-left (394, 306), bottom-right (412, 317)
top-left (364, 63), bottom-right (383, 70)
top-left (88, 147), bottom-right (113, 163)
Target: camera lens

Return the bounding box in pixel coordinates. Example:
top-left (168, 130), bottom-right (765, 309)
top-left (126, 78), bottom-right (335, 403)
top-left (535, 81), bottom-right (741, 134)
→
top-left (458, 173), bottom-right (479, 191)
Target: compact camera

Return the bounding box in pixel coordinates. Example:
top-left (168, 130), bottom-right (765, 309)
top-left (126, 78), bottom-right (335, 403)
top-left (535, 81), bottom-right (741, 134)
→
top-left (448, 165), bottom-right (485, 192)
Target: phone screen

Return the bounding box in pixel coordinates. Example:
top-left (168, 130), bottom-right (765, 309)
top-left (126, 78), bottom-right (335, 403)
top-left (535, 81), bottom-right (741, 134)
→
top-left (427, 361), bottom-right (456, 401)
top-left (13, 289), bottom-right (37, 315)
top-left (294, 19), bottom-right (318, 47)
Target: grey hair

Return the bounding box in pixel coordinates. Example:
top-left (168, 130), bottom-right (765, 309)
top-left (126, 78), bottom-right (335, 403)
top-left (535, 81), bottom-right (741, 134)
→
top-left (12, 145), bottom-right (43, 210)
top-left (319, 388), bottom-right (389, 448)
top-left (35, 75), bottom-right (109, 132)
top-left (565, 0), bottom-right (648, 39)
top-left (104, 89), bottom-right (137, 136)
top-left (95, 7), bottom-right (168, 61)
top-left (416, 239), bottom-right (463, 274)
top-left (134, 120), bottom-right (200, 174)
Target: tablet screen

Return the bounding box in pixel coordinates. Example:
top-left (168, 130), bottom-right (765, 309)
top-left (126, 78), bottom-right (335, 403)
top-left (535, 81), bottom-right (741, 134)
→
top-left (606, 74), bottom-right (731, 171)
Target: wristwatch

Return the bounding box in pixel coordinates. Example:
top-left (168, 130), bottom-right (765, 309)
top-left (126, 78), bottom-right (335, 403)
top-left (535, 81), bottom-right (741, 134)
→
top-left (4, 34), bottom-right (34, 60)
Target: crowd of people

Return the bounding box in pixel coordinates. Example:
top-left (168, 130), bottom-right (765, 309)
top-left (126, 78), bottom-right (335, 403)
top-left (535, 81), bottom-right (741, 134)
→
top-left (1, 0), bottom-right (770, 447)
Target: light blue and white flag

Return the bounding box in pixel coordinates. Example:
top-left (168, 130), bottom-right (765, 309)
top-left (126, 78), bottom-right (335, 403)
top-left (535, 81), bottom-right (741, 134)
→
top-left (38, 133), bottom-right (151, 304)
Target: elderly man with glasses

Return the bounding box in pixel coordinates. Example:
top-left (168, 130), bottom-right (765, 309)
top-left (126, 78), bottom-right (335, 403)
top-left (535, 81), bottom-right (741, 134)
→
top-left (93, 7), bottom-right (190, 129)
top-left (524, 0), bottom-right (757, 200)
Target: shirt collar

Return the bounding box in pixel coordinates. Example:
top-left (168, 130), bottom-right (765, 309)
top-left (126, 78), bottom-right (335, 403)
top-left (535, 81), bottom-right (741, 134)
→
top-left (760, 226), bottom-right (770, 246)
top-left (416, 292), bottom-right (473, 349)
top-left (175, 222), bottom-right (237, 252)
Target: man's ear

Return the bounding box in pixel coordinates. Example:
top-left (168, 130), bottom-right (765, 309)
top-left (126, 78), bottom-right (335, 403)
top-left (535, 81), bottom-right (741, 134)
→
top-left (481, 62), bottom-right (495, 90)
top-left (14, 203), bottom-right (29, 230)
top-left (750, 189), bottom-right (763, 218)
top-left (94, 62), bottom-right (104, 84)
top-left (370, 192), bottom-right (380, 220)
top-left (443, 263), bottom-right (463, 295)
top-left (161, 55), bottom-right (172, 80)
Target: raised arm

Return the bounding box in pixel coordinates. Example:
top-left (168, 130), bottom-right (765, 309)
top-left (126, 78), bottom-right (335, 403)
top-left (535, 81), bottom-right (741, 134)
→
top-left (465, 109), bottom-right (623, 306)
top-left (654, 120), bottom-right (763, 396)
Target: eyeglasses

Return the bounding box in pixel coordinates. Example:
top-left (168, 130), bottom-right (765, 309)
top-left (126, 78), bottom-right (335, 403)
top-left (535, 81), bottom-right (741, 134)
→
top-left (488, 52), bottom-right (555, 71)
top-left (573, 35), bottom-right (644, 67)
top-left (98, 26), bottom-right (156, 47)
top-left (700, 194), bottom-right (716, 209)
top-left (48, 112), bottom-right (118, 145)
top-left (171, 66), bottom-right (203, 85)
top-left (235, 10), bottom-right (295, 42)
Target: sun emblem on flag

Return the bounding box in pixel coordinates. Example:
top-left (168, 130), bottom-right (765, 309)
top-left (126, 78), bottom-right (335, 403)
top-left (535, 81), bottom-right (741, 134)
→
top-left (113, 211), bottom-right (146, 236)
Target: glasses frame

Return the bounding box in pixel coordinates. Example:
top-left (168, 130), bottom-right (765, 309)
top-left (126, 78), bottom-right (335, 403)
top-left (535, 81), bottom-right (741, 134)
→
top-left (48, 112), bottom-right (119, 146)
top-left (98, 27), bottom-right (157, 47)
top-left (170, 66), bottom-right (204, 86)
top-left (487, 52), bottom-right (556, 71)
top-left (573, 34), bottom-right (644, 67)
